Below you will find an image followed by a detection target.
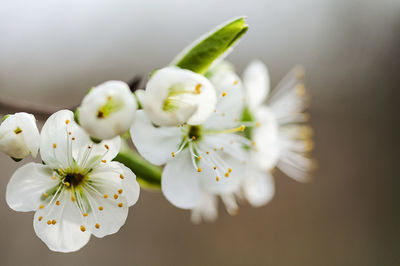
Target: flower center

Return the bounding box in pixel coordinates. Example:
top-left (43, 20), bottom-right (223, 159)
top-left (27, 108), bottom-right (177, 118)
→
top-left (63, 171), bottom-right (87, 188)
top-left (162, 83), bottom-right (202, 112)
top-left (97, 96), bottom-right (123, 118)
top-left (187, 125), bottom-right (203, 141)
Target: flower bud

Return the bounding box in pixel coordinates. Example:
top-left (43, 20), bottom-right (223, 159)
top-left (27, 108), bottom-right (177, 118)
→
top-left (78, 80), bottom-right (137, 140)
top-left (140, 66), bottom-right (217, 126)
top-left (0, 113), bottom-right (40, 159)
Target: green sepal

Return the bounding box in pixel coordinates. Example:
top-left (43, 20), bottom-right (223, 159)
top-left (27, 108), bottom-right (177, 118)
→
top-left (114, 149), bottom-right (162, 190)
top-left (2, 114), bottom-right (11, 122)
top-left (173, 16), bottom-right (248, 74)
top-left (90, 136), bottom-right (102, 144)
top-left (11, 157), bottom-right (23, 162)
top-left (74, 108), bottom-right (80, 125)
top-left (240, 104), bottom-right (255, 141)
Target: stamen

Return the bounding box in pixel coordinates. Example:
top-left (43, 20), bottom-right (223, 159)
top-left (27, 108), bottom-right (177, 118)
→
top-left (195, 83), bottom-right (202, 94)
top-left (118, 189), bottom-right (123, 194)
top-left (38, 216), bottom-right (43, 221)
top-left (118, 203), bottom-right (123, 208)
top-left (233, 80), bottom-right (239, 85)
top-left (197, 168), bottom-right (202, 172)
top-left (56, 200), bottom-right (60, 206)
top-left (216, 176), bottom-right (220, 181)
top-left (52, 219), bottom-right (56, 225)
top-left (83, 213), bottom-right (88, 217)
top-left (205, 125), bottom-right (245, 135)
top-left (222, 92), bottom-right (227, 97)
top-left (104, 194), bottom-right (108, 199)
top-left (99, 206), bottom-right (103, 211)
top-left (80, 225), bottom-right (86, 232)
top-left (114, 194), bottom-right (119, 200)
top-left (95, 223), bottom-right (100, 229)
top-left (225, 172), bottom-right (230, 178)
top-left (43, 193), bottom-right (48, 197)
top-left (120, 174), bottom-right (124, 179)
top-left (39, 204), bottom-right (44, 209)
top-left (47, 220), bottom-right (52, 225)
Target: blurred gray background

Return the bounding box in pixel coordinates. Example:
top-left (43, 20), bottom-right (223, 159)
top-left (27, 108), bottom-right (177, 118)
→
top-left (0, 0), bottom-right (399, 265)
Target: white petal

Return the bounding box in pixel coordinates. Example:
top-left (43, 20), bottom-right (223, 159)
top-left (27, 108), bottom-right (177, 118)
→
top-left (82, 136), bottom-right (121, 167)
top-left (191, 192), bottom-right (218, 224)
top-left (91, 161), bottom-right (140, 207)
top-left (33, 191), bottom-right (91, 253)
top-left (205, 62), bottom-right (245, 129)
top-left (79, 81), bottom-right (137, 140)
top-left (142, 66), bottom-right (217, 126)
top-left (80, 185), bottom-right (129, 238)
top-left (243, 60), bottom-right (270, 109)
top-left (6, 163), bottom-right (58, 212)
top-left (162, 150), bottom-right (202, 209)
top-left (242, 167), bottom-right (275, 207)
top-left (130, 110), bottom-right (182, 165)
top-left (253, 106), bottom-right (280, 171)
top-left (40, 110), bottom-right (89, 168)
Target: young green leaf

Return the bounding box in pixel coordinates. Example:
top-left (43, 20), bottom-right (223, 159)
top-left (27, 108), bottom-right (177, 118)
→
top-left (172, 16), bottom-right (248, 74)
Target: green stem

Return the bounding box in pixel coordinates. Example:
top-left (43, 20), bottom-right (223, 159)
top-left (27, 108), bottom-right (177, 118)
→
top-left (114, 150), bottom-right (162, 190)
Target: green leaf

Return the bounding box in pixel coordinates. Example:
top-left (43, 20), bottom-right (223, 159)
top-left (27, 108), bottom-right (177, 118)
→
top-left (114, 149), bottom-right (162, 190)
top-left (2, 114), bottom-right (11, 122)
top-left (173, 16), bottom-right (248, 74)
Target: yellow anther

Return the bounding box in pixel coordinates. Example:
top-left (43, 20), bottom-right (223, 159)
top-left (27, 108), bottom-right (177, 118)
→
top-left (52, 220), bottom-right (56, 225)
top-left (43, 193), bottom-right (48, 197)
top-left (255, 122), bottom-right (261, 127)
top-left (216, 176), bottom-right (220, 181)
top-left (195, 83), bottom-right (202, 94)
top-left (53, 143), bottom-right (57, 148)
top-left (225, 172), bottom-right (229, 178)
top-left (118, 203), bottom-right (123, 208)
top-left (213, 166), bottom-right (217, 170)
top-left (95, 223), bottom-right (100, 229)
top-left (72, 137), bottom-right (76, 141)
top-left (114, 194), bottom-right (119, 200)
top-left (101, 159), bottom-right (107, 163)
top-left (39, 204), bottom-right (44, 209)
top-left (51, 176), bottom-right (57, 180)
top-left (295, 84), bottom-right (306, 96)
top-left (220, 147), bottom-right (224, 151)
top-left (198, 156), bottom-right (202, 160)
top-left (71, 196), bottom-right (76, 202)
top-left (222, 92), bottom-right (227, 97)
top-left (213, 109), bottom-right (216, 112)
top-left (68, 131), bottom-right (72, 135)
top-left (65, 182), bottom-right (70, 187)
top-left (118, 189), bottom-right (123, 194)
top-left (104, 144), bottom-right (109, 150)
top-left (56, 200), bottom-right (60, 206)
top-left (213, 148), bottom-right (217, 151)
top-left (65, 120), bottom-right (70, 124)
top-left (107, 95), bottom-right (112, 101)
top-left (88, 146), bottom-right (91, 149)
top-left (221, 113), bottom-right (225, 117)
top-left (47, 220), bottom-right (52, 225)
top-left (104, 194), bottom-right (108, 199)
top-left (83, 213), bottom-right (88, 217)
top-left (197, 168), bottom-right (202, 173)
top-left (38, 216), bottom-right (43, 221)
top-left (233, 80), bottom-right (239, 85)
top-left (171, 152), bottom-right (175, 157)
top-left (191, 136), bottom-right (196, 140)
top-left (240, 125), bottom-right (245, 131)
top-left (251, 141), bottom-right (256, 146)
top-left (80, 226), bottom-right (86, 232)
top-left (120, 174), bottom-right (124, 179)
top-left (228, 168), bottom-right (232, 173)
top-left (99, 206), bottom-right (103, 211)
top-left (206, 151), bottom-right (210, 155)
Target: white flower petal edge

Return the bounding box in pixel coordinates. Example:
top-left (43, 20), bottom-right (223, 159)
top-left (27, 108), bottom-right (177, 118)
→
top-left (0, 112), bottom-right (40, 159)
top-left (141, 66), bottom-right (217, 126)
top-left (79, 80), bottom-right (137, 140)
top-left (6, 110), bottom-right (139, 252)
top-left (243, 60), bottom-right (270, 110)
top-left (242, 166), bottom-right (275, 207)
top-left (130, 110), bottom-right (182, 166)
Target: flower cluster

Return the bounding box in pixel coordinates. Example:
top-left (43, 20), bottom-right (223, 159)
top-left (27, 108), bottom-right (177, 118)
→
top-left (0, 17), bottom-right (314, 252)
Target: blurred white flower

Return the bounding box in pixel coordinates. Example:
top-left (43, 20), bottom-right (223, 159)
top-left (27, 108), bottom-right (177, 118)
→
top-left (243, 60), bottom-right (315, 182)
top-left (0, 112), bottom-right (40, 159)
top-left (6, 110), bottom-right (140, 252)
top-left (78, 81), bottom-right (137, 140)
top-left (140, 66), bottom-right (217, 126)
top-left (131, 65), bottom-right (248, 210)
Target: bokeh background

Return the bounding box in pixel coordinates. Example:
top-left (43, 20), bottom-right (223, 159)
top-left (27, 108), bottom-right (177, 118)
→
top-left (0, 0), bottom-right (399, 265)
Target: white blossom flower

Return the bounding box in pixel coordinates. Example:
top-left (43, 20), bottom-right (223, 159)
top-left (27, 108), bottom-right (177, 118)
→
top-left (139, 66), bottom-right (217, 126)
top-left (6, 110), bottom-right (140, 252)
top-left (243, 60), bottom-right (315, 182)
top-left (131, 64), bottom-right (248, 210)
top-left (0, 112), bottom-right (40, 159)
top-left (78, 80), bottom-right (137, 140)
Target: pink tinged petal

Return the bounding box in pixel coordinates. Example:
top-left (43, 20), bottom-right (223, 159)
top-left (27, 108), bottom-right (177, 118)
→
top-left (33, 192), bottom-right (91, 253)
top-left (130, 110), bottom-right (182, 165)
top-left (6, 163), bottom-right (58, 212)
top-left (162, 150), bottom-right (202, 209)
